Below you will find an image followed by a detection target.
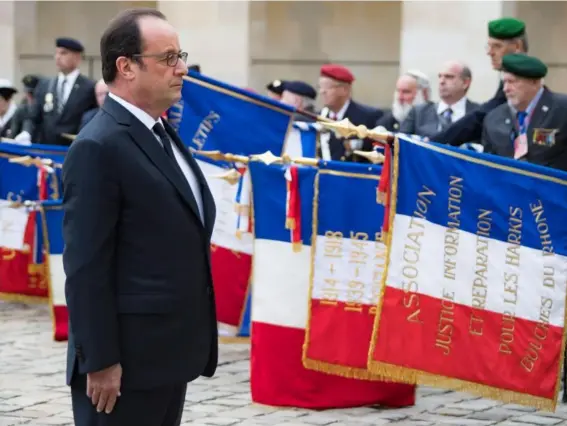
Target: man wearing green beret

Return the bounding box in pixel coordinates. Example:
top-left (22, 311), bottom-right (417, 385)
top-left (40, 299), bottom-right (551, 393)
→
top-left (482, 53), bottom-right (567, 171)
top-left (430, 17), bottom-right (528, 146)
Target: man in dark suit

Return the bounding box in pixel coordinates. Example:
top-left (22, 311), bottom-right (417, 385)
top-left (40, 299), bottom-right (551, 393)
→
top-left (400, 61), bottom-right (480, 139)
top-left (62, 8), bottom-right (218, 426)
top-left (14, 37), bottom-right (97, 146)
top-left (430, 18), bottom-right (528, 146)
top-left (317, 63), bottom-right (383, 162)
top-left (482, 54), bottom-right (567, 171)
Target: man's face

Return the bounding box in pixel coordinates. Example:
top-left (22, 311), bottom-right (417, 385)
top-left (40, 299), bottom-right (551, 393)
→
top-left (130, 16), bottom-right (188, 111)
top-left (55, 47), bottom-right (80, 73)
top-left (0, 96), bottom-right (8, 116)
top-left (95, 81), bottom-right (109, 107)
top-left (395, 75), bottom-right (418, 105)
top-left (502, 72), bottom-right (538, 109)
top-left (438, 62), bottom-right (468, 100)
top-left (486, 37), bottom-right (521, 70)
top-left (280, 90), bottom-right (303, 109)
top-left (318, 76), bottom-right (348, 109)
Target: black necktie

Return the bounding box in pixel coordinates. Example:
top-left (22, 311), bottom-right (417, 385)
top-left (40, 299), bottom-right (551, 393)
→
top-left (153, 122), bottom-right (177, 161)
top-left (440, 108), bottom-right (453, 130)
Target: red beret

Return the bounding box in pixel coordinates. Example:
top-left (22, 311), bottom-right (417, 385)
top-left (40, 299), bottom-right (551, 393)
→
top-left (320, 64), bottom-right (354, 83)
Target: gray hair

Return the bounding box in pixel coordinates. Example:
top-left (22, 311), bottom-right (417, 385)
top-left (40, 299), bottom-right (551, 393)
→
top-left (405, 69), bottom-right (431, 100)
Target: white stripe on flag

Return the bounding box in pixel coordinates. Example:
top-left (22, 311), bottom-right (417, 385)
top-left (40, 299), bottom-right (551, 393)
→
top-left (283, 128), bottom-right (303, 158)
top-left (311, 235), bottom-right (387, 306)
top-left (197, 160), bottom-right (253, 255)
top-left (49, 254), bottom-right (66, 306)
top-left (388, 214), bottom-right (567, 327)
top-left (252, 239), bottom-right (310, 329)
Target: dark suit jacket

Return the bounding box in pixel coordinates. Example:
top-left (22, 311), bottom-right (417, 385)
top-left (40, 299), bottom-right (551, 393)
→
top-left (10, 99), bottom-right (33, 139)
top-left (24, 74), bottom-right (97, 146)
top-left (319, 100), bottom-right (383, 162)
top-left (482, 87), bottom-right (567, 171)
top-left (62, 96), bottom-right (218, 390)
top-left (79, 107), bottom-right (99, 131)
top-left (432, 81), bottom-right (506, 145)
top-left (400, 99), bottom-right (480, 139)
top-left (375, 110), bottom-right (400, 132)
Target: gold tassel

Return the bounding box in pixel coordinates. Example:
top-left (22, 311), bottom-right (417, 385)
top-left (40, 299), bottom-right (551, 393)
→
top-left (292, 241), bottom-right (302, 252)
top-left (376, 190), bottom-right (386, 205)
top-left (285, 217), bottom-right (296, 230)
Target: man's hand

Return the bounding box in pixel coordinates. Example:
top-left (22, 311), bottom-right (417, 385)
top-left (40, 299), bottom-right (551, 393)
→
top-left (86, 363), bottom-right (122, 414)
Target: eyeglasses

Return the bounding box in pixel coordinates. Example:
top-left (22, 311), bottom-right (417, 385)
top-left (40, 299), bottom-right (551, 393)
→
top-left (132, 51), bottom-right (188, 67)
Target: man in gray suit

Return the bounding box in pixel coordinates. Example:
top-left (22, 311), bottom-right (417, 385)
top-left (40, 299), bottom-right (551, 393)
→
top-left (400, 61), bottom-right (480, 139)
top-left (482, 54), bottom-right (567, 171)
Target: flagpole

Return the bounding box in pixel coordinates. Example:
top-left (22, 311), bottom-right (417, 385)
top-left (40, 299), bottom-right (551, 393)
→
top-left (317, 118), bottom-right (394, 145)
top-left (193, 150), bottom-right (319, 167)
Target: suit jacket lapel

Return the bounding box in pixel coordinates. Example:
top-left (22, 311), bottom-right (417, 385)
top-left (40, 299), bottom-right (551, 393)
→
top-left (102, 98), bottom-right (204, 226)
top-left (164, 120), bottom-right (215, 235)
top-left (528, 88), bottom-right (552, 139)
top-left (59, 75), bottom-right (83, 119)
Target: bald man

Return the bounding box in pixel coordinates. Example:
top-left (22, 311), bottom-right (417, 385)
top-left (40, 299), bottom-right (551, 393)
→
top-left (79, 79), bottom-right (108, 130)
top-left (374, 71), bottom-right (430, 132)
top-left (399, 61), bottom-right (480, 139)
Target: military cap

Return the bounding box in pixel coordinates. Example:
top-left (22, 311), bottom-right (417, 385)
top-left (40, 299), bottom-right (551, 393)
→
top-left (55, 37), bottom-right (84, 53)
top-left (501, 54), bottom-right (547, 79)
top-left (21, 74), bottom-right (40, 92)
top-left (0, 79), bottom-right (17, 100)
top-left (282, 80), bottom-right (317, 100)
top-left (488, 18), bottom-right (526, 40)
top-left (266, 79), bottom-right (286, 95)
top-left (320, 64), bottom-right (354, 83)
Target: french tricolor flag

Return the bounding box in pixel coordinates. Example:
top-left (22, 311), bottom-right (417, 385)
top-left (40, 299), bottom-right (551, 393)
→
top-left (284, 121), bottom-right (319, 158)
top-left (369, 135), bottom-right (567, 410)
top-left (194, 155), bottom-right (253, 337)
top-left (248, 160), bottom-right (415, 409)
top-left (41, 200), bottom-right (67, 341)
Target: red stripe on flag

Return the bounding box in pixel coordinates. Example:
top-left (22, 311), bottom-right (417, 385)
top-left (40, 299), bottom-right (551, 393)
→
top-left (305, 300), bottom-right (379, 371)
top-left (53, 305), bottom-right (69, 341)
top-left (251, 321), bottom-right (415, 409)
top-left (371, 287), bottom-right (561, 399)
top-left (211, 245), bottom-right (252, 327)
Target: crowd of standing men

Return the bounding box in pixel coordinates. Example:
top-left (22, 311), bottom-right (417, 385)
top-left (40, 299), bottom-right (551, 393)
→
top-left (269, 17), bottom-right (567, 172)
top-left (0, 16), bottom-right (565, 172)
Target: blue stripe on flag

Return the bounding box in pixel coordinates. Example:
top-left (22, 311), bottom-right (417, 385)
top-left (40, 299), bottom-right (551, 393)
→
top-left (316, 161), bottom-right (383, 237)
top-left (178, 72), bottom-right (295, 163)
top-left (292, 122), bottom-right (318, 158)
top-left (0, 144), bottom-right (65, 201)
top-left (249, 162), bottom-right (316, 244)
top-left (42, 200), bottom-right (64, 255)
top-left (395, 135), bottom-right (567, 256)
top-left (238, 292), bottom-right (252, 337)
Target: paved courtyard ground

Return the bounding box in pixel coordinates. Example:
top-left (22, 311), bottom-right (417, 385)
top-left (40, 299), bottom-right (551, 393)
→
top-left (1, 303), bottom-right (567, 426)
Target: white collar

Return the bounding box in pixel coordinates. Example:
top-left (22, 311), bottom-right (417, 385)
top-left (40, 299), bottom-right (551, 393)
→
top-left (437, 95), bottom-right (467, 116)
top-left (108, 92), bottom-right (161, 131)
top-left (323, 99), bottom-right (351, 120)
top-left (58, 68), bottom-right (80, 84)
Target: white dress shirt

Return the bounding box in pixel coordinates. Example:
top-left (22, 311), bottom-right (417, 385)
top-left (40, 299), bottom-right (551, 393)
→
top-left (109, 92), bottom-right (205, 223)
top-left (320, 100), bottom-right (356, 160)
top-left (437, 96), bottom-right (468, 123)
top-left (57, 68), bottom-right (80, 106)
